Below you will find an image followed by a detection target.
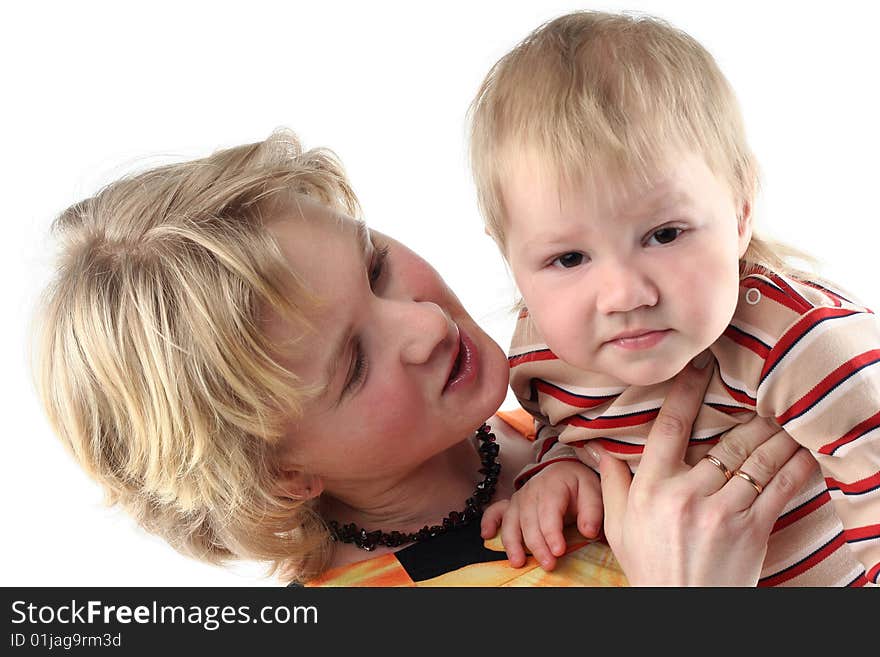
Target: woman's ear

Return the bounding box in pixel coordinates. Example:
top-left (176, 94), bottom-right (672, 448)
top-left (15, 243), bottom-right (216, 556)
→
top-left (737, 200), bottom-right (753, 258)
top-left (275, 467), bottom-right (324, 501)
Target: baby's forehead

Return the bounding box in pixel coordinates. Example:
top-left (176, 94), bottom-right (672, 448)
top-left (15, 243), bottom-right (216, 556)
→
top-left (506, 150), bottom-right (705, 213)
top-left (609, 178), bottom-right (692, 215)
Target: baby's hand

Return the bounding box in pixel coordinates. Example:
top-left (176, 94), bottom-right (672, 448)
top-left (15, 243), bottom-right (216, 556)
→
top-left (480, 461), bottom-right (602, 570)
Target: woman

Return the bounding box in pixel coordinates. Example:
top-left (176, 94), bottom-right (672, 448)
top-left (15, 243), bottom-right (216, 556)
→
top-left (34, 130), bottom-right (815, 586)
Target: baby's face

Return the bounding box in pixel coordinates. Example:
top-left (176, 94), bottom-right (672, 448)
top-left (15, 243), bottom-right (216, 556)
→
top-left (502, 150), bottom-right (751, 385)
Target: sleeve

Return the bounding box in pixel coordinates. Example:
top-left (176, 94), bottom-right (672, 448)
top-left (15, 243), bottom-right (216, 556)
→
top-left (512, 420), bottom-right (586, 490)
top-left (506, 308), bottom-right (592, 490)
top-left (757, 302), bottom-right (880, 584)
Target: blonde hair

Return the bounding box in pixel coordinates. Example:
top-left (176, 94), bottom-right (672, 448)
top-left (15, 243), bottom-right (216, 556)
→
top-left (470, 10), bottom-right (813, 276)
top-left (33, 129), bottom-right (359, 583)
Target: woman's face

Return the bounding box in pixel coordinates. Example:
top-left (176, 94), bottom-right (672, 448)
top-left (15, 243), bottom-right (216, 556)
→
top-left (264, 199), bottom-right (509, 495)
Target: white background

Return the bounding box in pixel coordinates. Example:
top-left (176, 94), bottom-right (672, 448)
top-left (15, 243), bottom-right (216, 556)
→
top-left (3, 0), bottom-right (878, 586)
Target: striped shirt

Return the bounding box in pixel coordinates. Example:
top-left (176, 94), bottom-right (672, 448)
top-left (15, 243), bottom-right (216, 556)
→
top-left (509, 270), bottom-right (880, 586)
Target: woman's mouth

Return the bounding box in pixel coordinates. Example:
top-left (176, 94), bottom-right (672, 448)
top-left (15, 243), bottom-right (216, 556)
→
top-left (448, 347), bottom-right (463, 382)
top-left (444, 326), bottom-right (479, 393)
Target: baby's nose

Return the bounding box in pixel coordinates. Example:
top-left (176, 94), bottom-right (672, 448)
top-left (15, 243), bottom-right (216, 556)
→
top-left (595, 262), bottom-right (658, 314)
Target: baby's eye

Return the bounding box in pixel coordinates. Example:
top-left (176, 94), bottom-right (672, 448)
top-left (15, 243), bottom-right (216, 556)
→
top-left (646, 227), bottom-right (683, 246)
top-left (551, 252), bottom-right (587, 269)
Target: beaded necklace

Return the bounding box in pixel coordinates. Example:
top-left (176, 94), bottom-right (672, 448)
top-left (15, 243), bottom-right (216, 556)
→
top-left (328, 423), bottom-right (501, 551)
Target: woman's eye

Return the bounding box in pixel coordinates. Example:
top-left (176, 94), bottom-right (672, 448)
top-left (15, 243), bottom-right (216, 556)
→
top-left (369, 244), bottom-right (389, 287)
top-left (344, 341), bottom-right (368, 395)
top-left (551, 252), bottom-right (586, 269)
top-left (647, 227), bottom-right (683, 246)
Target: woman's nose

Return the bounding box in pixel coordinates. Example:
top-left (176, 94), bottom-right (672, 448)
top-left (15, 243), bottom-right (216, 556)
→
top-left (594, 260), bottom-right (659, 315)
top-left (385, 300), bottom-right (454, 365)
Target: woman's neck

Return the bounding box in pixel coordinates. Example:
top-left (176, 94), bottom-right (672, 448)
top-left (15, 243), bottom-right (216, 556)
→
top-left (320, 436), bottom-right (482, 545)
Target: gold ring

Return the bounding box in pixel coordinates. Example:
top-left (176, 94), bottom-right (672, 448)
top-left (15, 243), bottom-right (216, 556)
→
top-left (733, 469), bottom-right (764, 494)
top-left (703, 454), bottom-right (732, 480)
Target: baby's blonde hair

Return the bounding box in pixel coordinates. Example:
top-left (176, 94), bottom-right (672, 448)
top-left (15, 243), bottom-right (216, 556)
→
top-left (33, 129), bottom-right (359, 583)
top-left (470, 10), bottom-right (811, 276)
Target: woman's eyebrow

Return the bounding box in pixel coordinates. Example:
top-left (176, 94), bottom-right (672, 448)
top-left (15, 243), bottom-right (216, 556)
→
top-left (355, 220), bottom-right (372, 262)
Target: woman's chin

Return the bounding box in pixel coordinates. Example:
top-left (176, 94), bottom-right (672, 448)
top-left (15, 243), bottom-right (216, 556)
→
top-left (474, 335), bottom-right (510, 418)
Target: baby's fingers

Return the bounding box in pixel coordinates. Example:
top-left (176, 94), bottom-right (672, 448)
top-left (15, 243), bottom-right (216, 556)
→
top-left (480, 499), bottom-right (508, 539)
top-left (499, 504), bottom-right (528, 568)
top-left (536, 492), bottom-right (568, 558)
top-left (520, 500), bottom-right (558, 570)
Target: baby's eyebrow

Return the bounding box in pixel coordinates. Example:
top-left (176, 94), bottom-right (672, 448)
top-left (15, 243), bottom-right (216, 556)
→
top-left (632, 184), bottom-right (689, 215)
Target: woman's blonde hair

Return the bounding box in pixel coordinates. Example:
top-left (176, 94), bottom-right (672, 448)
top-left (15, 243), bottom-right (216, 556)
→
top-left (469, 10), bottom-right (813, 277)
top-left (33, 129), bottom-right (359, 583)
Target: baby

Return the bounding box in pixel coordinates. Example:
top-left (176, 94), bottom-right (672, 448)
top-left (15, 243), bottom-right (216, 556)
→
top-left (470, 11), bottom-right (879, 585)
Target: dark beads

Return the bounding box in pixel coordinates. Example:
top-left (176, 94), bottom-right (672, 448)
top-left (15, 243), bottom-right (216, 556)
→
top-left (355, 529), bottom-right (383, 551)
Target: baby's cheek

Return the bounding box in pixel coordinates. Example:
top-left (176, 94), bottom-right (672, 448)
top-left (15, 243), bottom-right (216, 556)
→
top-left (537, 304), bottom-right (592, 362)
top-left (557, 335), bottom-right (599, 372)
top-left (679, 266), bottom-right (739, 341)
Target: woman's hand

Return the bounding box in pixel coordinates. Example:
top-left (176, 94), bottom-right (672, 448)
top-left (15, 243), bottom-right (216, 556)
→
top-left (596, 353), bottom-right (818, 586)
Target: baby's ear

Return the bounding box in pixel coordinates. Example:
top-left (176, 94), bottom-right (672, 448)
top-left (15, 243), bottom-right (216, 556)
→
top-left (737, 200), bottom-right (753, 258)
top-left (274, 468), bottom-right (324, 501)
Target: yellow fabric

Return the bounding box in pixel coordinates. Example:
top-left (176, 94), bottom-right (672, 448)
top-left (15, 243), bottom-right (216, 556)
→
top-left (309, 530), bottom-right (627, 587)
